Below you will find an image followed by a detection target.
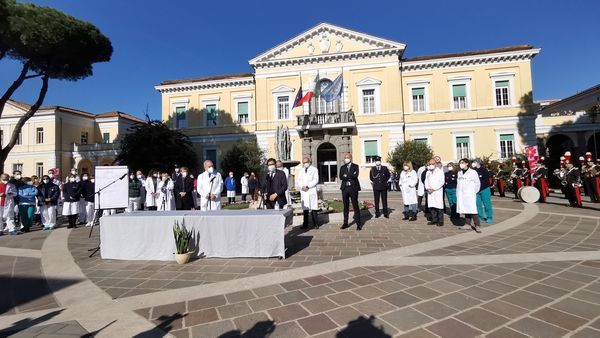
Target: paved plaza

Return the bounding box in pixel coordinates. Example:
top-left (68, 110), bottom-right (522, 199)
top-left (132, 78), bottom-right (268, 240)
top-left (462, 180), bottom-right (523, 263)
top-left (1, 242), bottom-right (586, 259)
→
top-left (1, 193), bottom-right (600, 337)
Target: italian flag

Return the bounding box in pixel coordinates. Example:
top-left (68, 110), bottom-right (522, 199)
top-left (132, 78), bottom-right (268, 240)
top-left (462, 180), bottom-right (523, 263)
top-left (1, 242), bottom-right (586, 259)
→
top-left (293, 74), bottom-right (320, 108)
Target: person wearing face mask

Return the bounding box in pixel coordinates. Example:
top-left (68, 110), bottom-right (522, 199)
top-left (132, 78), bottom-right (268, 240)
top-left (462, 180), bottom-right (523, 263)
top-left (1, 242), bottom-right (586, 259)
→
top-left (241, 172), bottom-right (249, 202)
top-left (136, 170), bottom-right (147, 210)
top-left (262, 158), bottom-right (288, 210)
top-left (63, 175), bottom-right (82, 228)
top-left (296, 157), bottom-right (320, 229)
top-left (399, 161), bottom-right (418, 221)
top-left (425, 159), bottom-right (445, 227)
top-left (225, 172), bottom-right (237, 204)
top-left (31, 175), bottom-right (42, 225)
top-left (0, 173), bottom-right (17, 235)
top-left (444, 163), bottom-right (459, 221)
top-left (10, 171), bottom-right (24, 229)
top-left (16, 177), bottom-right (38, 232)
top-left (77, 174), bottom-right (89, 225)
top-left (144, 169), bottom-right (159, 211)
top-left (415, 165), bottom-right (429, 221)
top-left (127, 172), bottom-right (142, 212)
top-left (157, 173), bottom-right (175, 211)
top-left (198, 160), bottom-right (223, 211)
top-left (457, 159), bottom-right (482, 233)
top-left (472, 159), bottom-right (494, 223)
top-left (37, 175), bottom-right (60, 230)
top-left (369, 156), bottom-right (391, 218)
top-left (276, 160), bottom-right (291, 209)
top-left (70, 168), bottom-right (80, 182)
top-left (172, 164), bottom-right (181, 181)
top-left (248, 172), bottom-right (258, 202)
top-left (79, 174), bottom-right (95, 227)
top-left (174, 166), bottom-right (195, 210)
top-left (339, 153), bottom-right (362, 230)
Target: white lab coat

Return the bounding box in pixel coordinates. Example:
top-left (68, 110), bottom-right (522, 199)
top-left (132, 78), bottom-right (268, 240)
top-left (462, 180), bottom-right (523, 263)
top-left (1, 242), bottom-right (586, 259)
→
top-left (157, 179), bottom-right (175, 211)
top-left (425, 168), bottom-right (445, 209)
top-left (0, 182), bottom-right (16, 232)
top-left (400, 170), bottom-right (418, 205)
top-left (145, 177), bottom-right (158, 208)
top-left (198, 171), bottom-right (223, 211)
top-left (457, 168), bottom-right (480, 215)
top-left (417, 166), bottom-right (426, 197)
top-left (296, 166), bottom-right (319, 210)
top-left (241, 176), bottom-right (249, 194)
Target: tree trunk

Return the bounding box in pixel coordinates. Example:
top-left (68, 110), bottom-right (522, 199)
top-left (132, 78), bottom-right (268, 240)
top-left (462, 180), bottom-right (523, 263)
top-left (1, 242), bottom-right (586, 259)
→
top-left (0, 74), bottom-right (49, 174)
top-left (0, 61), bottom-right (31, 118)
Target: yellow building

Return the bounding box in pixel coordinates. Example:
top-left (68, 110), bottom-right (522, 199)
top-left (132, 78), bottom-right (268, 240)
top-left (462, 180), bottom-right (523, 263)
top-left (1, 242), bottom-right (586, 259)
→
top-left (156, 23), bottom-right (540, 186)
top-left (1, 99), bottom-right (144, 177)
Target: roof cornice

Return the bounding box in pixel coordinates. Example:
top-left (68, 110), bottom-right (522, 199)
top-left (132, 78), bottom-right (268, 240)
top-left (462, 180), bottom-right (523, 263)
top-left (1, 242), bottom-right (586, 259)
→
top-left (401, 48), bottom-right (540, 72)
top-left (155, 76), bottom-right (255, 94)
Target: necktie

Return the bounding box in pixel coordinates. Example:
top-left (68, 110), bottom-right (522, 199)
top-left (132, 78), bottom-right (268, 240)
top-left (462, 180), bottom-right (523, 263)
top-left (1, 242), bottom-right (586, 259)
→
top-left (305, 168), bottom-right (308, 173)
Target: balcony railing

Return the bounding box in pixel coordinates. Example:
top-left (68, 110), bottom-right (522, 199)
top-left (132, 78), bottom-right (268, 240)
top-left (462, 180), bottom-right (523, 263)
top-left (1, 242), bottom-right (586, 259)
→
top-left (73, 142), bottom-right (119, 152)
top-left (296, 110), bottom-right (356, 130)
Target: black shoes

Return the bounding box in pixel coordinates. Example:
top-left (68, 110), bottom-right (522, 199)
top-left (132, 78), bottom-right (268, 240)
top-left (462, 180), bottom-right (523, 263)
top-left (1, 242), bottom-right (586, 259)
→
top-left (402, 212), bottom-right (409, 220)
top-left (340, 223), bottom-right (350, 229)
top-left (436, 222), bottom-right (444, 227)
top-left (375, 212), bottom-right (381, 218)
top-left (427, 221), bottom-right (436, 225)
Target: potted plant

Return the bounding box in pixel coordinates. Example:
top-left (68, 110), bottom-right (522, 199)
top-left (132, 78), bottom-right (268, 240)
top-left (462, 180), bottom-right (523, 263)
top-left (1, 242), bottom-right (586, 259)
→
top-left (173, 220), bottom-right (193, 264)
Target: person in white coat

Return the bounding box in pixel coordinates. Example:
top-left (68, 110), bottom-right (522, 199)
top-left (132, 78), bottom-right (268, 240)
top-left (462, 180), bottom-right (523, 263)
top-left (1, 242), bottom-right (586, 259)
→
top-left (157, 173), bottom-right (176, 211)
top-left (296, 157), bottom-right (320, 229)
top-left (457, 158), bottom-right (482, 233)
top-left (425, 159), bottom-right (445, 226)
top-left (0, 173), bottom-right (17, 235)
top-left (145, 170), bottom-right (159, 210)
top-left (416, 165), bottom-right (430, 221)
top-left (241, 172), bottom-right (249, 202)
top-left (198, 160), bottom-right (223, 211)
top-left (399, 161), bottom-right (418, 221)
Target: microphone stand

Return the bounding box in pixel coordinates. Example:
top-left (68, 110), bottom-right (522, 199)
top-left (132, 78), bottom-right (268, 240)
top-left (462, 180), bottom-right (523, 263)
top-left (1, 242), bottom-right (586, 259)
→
top-left (87, 173), bottom-right (128, 257)
top-left (207, 176), bottom-right (216, 211)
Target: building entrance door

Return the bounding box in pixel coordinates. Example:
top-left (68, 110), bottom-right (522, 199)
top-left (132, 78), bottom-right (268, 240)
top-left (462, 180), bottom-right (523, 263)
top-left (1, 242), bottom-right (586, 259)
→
top-left (317, 142), bottom-right (337, 184)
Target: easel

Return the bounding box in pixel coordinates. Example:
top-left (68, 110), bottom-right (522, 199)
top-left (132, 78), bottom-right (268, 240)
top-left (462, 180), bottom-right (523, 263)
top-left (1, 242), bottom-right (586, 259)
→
top-left (87, 173), bottom-right (127, 257)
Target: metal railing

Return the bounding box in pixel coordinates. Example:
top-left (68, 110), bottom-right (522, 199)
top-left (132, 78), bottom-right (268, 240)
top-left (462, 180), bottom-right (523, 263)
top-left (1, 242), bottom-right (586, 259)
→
top-left (296, 110), bottom-right (356, 128)
top-left (73, 142), bottom-right (118, 152)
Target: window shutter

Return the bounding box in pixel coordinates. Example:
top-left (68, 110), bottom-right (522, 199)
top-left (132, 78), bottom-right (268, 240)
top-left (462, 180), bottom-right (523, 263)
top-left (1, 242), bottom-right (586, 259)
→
top-left (495, 80), bottom-right (509, 88)
top-left (237, 102), bottom-right (248, 115)
top-left (500, 134), bottom-right (514, 141)
top-left (364, 140), bottom-right (378, 156)
top-left (412, 87), bottom-right (425, 96)
top-left (452, 84), bottom-right (466, 97)
top-left (456, 136), bottom-right (470, 144)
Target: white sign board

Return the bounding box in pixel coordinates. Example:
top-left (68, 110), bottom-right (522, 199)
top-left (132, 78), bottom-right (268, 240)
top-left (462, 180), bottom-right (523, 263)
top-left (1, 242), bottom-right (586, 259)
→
top-left (94, 166), bottom-right (129, 209)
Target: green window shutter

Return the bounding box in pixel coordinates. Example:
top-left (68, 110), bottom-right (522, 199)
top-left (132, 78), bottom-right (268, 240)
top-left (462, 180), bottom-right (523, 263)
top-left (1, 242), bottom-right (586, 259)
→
top-left (175, 106), bottom-right (186, 120)
top-left (103, 133), bottom-right (110, 143)
top-left (412, 87), bottom-right (424, 96)
top-left (237, 102), bottom-right (248, 115)
top-left (364, 140), bottom-right (378, 156)
top-left (456, 136), bottom-right (470, 144)
top-left (495, 80), bottom-right (509, 88)
top-left (452, 84), bottom-right (466, 97)
top-left (500, 134), bottom-right (514, 141)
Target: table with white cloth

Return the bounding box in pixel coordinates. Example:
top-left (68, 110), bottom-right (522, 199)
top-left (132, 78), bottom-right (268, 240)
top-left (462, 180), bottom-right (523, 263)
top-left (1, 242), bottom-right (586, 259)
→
top-left (100, 209), bottom-right (293, 261)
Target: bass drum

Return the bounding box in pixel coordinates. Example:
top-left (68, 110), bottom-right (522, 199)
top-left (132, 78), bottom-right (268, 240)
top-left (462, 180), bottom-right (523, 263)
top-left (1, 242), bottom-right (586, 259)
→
top-left (518, 186), bottom-right (540, 203)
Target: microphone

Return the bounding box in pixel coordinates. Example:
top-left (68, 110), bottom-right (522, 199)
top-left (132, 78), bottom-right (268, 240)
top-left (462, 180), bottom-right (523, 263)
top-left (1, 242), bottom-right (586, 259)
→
top-left (209, 176), bottom-right (216, 183)
top-left (119, 173), bottom-right (128, 180)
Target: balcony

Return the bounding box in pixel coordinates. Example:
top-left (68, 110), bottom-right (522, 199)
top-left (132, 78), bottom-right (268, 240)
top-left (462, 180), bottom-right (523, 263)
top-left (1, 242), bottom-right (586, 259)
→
top-left (73, 142), bottom-right (119, 152)
top-left (296, 110), bottom-right (356, 131)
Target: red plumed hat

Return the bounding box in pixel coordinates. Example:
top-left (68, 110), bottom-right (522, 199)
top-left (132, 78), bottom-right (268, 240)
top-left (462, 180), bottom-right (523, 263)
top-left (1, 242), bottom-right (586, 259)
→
top-left (511, 157), bottom-right (517, 163)
top-left (579, 156), bottom-right (585, 163)
top-left (564, 151), bottom-right (571, 161)
top-left (586, 152), bottom-right (592, 159)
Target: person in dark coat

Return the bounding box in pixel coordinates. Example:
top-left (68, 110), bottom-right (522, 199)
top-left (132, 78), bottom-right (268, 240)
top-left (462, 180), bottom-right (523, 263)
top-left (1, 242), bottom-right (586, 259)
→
top-left (248, 172), bottom-right (258, 201)
top-left (62, 176), bottom-right (82, 228)
top-left (80, 175), bottom-right (95, 226)
top-left (340, 153), bottom-right (362, 230)
top-left (261, 158), bottom-right (288, 209)
top-left (174, 166), bottom-right (195, 210)
top-left (37, 175), bottom-right (61, 230)
top-left (369, 156), bottom-right (391, 218)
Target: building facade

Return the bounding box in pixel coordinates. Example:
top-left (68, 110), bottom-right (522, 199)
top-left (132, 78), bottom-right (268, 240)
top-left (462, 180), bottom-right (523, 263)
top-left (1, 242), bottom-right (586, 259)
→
top-left (1, 99), bottom-right (144, 177)
top-left (156, 23), bottom-right (540, 186)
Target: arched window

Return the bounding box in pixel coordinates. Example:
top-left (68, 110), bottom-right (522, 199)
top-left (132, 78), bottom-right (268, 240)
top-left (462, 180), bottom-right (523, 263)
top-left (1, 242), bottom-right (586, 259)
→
top-left (311, 78), bottom-right (341, 114)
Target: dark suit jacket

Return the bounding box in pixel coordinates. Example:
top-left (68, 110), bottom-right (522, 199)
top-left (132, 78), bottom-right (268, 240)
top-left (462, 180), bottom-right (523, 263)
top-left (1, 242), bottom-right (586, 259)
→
top-left (369, 165), bottom-right (390, 190)
top-left (339, 163), bottom-right (361, 192)
top-left (174, 175), bottom-right (195, 210)
top-left (262, 170), bottom-right (288, 205)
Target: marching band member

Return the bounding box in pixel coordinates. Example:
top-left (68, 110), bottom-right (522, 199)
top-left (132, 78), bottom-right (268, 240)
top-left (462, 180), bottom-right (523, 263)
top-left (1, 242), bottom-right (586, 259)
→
top-left (533, 158), bottom-right (549, 203)
top-left (494, 163), bottom-right (507, 197)
top-left (582, 153), bottom-right (599, 203)
top-left (510, 157), bottom-right (523, 199)
top-left (521, 160), bottom-right (531, 186)
top-left (564, 159), bottom-right (582, 207)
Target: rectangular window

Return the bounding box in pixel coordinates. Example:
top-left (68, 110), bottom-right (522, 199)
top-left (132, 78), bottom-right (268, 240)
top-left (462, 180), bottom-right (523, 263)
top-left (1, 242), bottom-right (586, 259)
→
top-left (362, 89), bottom-right (376, 114)
top-left (205, 149), bottom-right (217, 169)
top-left (277, 96), bottom-right (289, 120)
top-left (452, 84), bottom-right (467, 110)
top-left (103, 132), bottom-right (110, 144)
top-left (206, 104), bottom-right (218, 126)
top-left (36, 127), bottom-right (44, 144)
top-left (81, 131), bottom-right (88, 144)
top-left (15, 131), bottom-right (22, 145)
top-left (364, 140), bottom-right (378, 163)
top-left (12, 163), bottom-right (23, 173)
top-left (455, 136), bottom-right (471, 159)
top-left (411, 87), bottom-right (425, 112)
top-left (237, 101), bottom-right (249, 124)
top-left (0, 130), bottom-right (3, 146)
top-left (36, 162), bottom-right (44, 178)
top-left (495, 80), bottom-right (510, 106)
top-left (413, 138), bottom-right (428, 144)
top-left (499, 134), bottom-right (515, 159)
top-left (174, 106), bottom-right (187, 128)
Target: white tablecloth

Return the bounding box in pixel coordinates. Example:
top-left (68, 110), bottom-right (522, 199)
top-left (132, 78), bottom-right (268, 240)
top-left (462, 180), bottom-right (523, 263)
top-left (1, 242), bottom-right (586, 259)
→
top-left (100, 209), bottom-right (292, 261)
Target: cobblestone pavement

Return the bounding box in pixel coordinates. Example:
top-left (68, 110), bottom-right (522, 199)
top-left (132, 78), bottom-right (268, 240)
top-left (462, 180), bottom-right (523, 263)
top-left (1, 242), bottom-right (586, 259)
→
top-left (1, 192), bottom-right (600, 337)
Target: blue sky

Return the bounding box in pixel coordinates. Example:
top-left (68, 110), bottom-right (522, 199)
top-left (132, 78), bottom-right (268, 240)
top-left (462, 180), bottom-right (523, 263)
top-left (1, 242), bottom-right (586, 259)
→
top-left (1, 0), bottom-right (598, 120)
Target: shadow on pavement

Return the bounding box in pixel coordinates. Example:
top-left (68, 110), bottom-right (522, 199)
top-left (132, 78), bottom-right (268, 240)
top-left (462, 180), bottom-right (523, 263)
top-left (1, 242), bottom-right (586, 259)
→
top-left (217, 320), bottom-right (276, 337)
top-left (0, 276), bottom-right (81, 315)
top-left (0, 309), bottom-right (64, 336)
top-left (337, 315), bottom-right (392, 338)
top-left (132, 313), bottom-right (187, 338)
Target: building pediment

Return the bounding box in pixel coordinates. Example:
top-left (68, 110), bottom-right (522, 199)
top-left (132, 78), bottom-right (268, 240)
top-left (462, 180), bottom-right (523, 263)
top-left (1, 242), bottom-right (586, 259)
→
top-left (249, 23), bottom-right (405, 69)
top-left (271, 85), bottom-right (295, 94)
top-left (356, 77), bottom-right (382, 86)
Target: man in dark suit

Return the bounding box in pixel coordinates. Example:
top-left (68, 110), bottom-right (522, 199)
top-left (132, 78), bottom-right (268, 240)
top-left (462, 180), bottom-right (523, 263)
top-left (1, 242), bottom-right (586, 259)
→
top-left (340, 153), bottom-right (362, 230)
top-left (262, 158), bottom-right (288, 209)
top-left (369, 156), bottom-right (391, 218)
top-left (174, 166), bottom-right (195, 210)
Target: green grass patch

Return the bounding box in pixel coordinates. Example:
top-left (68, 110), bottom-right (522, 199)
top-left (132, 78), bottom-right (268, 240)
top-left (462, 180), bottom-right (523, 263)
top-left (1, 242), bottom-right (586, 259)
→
top-left (222, 203), bottom-right (250, 210)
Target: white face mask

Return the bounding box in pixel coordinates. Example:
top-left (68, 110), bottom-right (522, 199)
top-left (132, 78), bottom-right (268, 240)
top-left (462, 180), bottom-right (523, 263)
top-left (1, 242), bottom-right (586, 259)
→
top-left (375, 161), bottom-right (381, 166)
top-left (403, 166), bottom-right (409, 171)
top-left (90, 179), bottom-right (95, 183)
top-left (229, 174), bottom-right (234, 177)
top-left (471, 162), bottom-right (478, 168)
top-left (153, 173), bottom-right (159, 178)
top-left (14, 175), bottom-right (21, 180)
top-left (174, 168), bottom-right (180, 173)
top-left (268, 165), bottom-right (276, 172)
top-left (344, 158), bottom-right (351, 164)
top-left (48, 172), bottom-right (54, 177)
top-left (162, 176), bottom-right (167, 181)
top-left (130, 175), bottom-right (134, 179)
top-left (459, 163), bottom-right (467, 170)
top-left (427, 165), bottom-right (435, 171)
top-left (303, 162), bottom-right (310, 168)
top-left (82, 176), bottom-right (88, 181)
top-left (69, 178), bottom-right (76, 183)
top-left (71, 171), bottom-right (77, 175)
top-left (181, 172), bottom-right (188, 177)
top-left (447, 166), bottom-right (454, 171)
top-left (43, 179), bottom-right (50, 184)
top-left (207, 167), bottom-right (214, 174)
